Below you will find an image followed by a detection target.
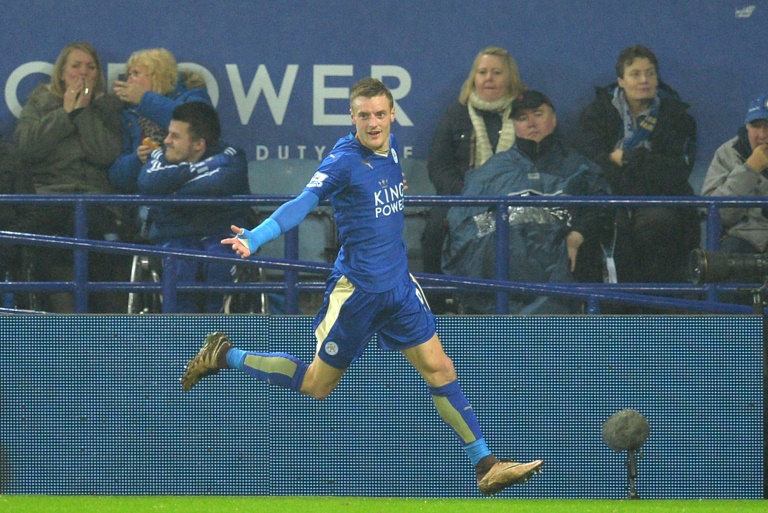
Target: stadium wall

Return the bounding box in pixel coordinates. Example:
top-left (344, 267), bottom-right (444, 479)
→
top-left (0, 315), bottom-right (762, 498)
top-left (1, 2), bottom-right (766, 193)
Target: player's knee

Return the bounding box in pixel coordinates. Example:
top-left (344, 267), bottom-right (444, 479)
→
top-left (419, 357), bottom-right (457, 387)
top-left (302, 382), bottom-right (336, 401)
top-left (299, 373), bottom-right (340, 400)
top-left (300, 357), bottom-right (345, 399)
top-left (433, 366), bottom-right (457, 386)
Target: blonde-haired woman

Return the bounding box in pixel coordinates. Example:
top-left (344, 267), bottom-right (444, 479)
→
top-left (16, 41), bottom-right (120, 194)
top-left (109, 48), bottom-right (211, 193)
top-left (14, 41), bottom-right (124, 312)
top-left (422, 46), bottom-right (525, 312)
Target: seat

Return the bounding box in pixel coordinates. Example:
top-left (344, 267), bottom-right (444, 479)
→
top-left (401, 158), bottom-right (434, 273)
top-left (127, 254), bottom-right (162, 314)
top-left (127, 254), bottom-right (268, 314)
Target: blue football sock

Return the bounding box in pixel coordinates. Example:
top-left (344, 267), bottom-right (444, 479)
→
top-left (465, 439), bottom-right (492, 468)
top-left (429, 380), bottom-right (491, 466)
top-left (226, 348), bottom-right (308, 393)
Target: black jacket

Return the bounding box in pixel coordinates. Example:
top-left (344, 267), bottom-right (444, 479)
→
top-left (0, 137), bottom-right (36, 232)
top-left (427, 101), bottom-right (504, 196)
top-left (575, 81), bottom-right (697, 197)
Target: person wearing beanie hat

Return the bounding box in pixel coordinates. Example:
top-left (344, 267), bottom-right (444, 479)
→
top-left (575, 45), bottom-right (700, 297)
top-left (443, 89), bottom-right (613, 314)
top-left (701, 93), bottom-right (768, 255)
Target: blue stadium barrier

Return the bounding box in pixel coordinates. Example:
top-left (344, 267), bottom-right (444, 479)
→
top-left (0, 192), bottom-right (767, 315)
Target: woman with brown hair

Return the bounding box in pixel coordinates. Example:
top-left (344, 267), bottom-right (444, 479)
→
top-left (14, 41), bottom-right (124, 312)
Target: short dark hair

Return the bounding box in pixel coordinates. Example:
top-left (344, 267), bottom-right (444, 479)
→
top-left (349, 77), bottom-right (394, 110)
top-left (171, 102), bottom-right (221, 147)
top-left (615, 45), bottom-right (659, 79)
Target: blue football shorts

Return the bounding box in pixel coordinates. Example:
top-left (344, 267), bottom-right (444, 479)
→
top-left (312, 269), bottom-right (437, 369)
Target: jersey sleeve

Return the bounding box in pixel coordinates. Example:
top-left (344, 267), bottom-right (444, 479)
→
top-left (302, 151), bottom-right (351, 200)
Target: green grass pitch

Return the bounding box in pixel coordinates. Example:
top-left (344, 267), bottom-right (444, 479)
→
top-left (1, 496), bottom-right (765, 513)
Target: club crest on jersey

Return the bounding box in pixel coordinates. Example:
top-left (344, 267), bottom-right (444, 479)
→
top-left (391, 148), bottom-right (399, 163)
top-left (324, 341), bottom-right (339, 356)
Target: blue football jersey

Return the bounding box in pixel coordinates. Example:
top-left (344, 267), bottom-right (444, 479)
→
top-left (303, 132), bottom-right (408, 292)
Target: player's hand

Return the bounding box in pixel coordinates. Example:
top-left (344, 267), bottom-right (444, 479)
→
top-left (222, 224), bottom-right (253, 258)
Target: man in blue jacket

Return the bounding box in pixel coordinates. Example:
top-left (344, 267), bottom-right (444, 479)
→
top-left (138, 102), bottom-right (249, 312)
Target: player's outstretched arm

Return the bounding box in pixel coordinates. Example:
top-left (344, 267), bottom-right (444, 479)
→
top-left (222, 220), bottom-right (281, 259)
top-left (221, 191), bottom-right (320, 259)
top-left (222, 225), bottom-right (253, 258)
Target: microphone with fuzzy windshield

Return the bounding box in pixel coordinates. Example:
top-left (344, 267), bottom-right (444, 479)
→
top-left (602, 409), bottom-right (650, 499)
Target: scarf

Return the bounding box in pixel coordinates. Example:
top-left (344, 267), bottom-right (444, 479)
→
top-left (467, 91), bottom-right (516, 167)
top-left (611, 87), bottom-right (660, 151)
top-left (138, 115), bottom-right (168, 147)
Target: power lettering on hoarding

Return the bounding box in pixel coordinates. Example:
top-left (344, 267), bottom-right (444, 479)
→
top-left (5, 61), bottom-right (413, 127)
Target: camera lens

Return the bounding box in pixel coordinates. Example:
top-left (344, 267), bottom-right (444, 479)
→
top-left (690, 248), bottom-right (768, 284)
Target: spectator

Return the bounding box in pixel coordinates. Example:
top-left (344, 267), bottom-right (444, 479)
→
top-left (14, 41), bottom-right (124, 313)
top-left (701, 92), bottom-right (768, 254)
top-left (110, 48), bottom-right (211, 202)
top-left (575, 45), bottom-right (700, 286)
top-left (422, 46), bottom-right (525, 312)
top-left (443, 91), bottom-right (612, 314)
top-left (138, 102), bottom-right (249, 313)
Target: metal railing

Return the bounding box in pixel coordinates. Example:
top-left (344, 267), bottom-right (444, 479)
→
top-left (0, 193), bottom-right (764, 315)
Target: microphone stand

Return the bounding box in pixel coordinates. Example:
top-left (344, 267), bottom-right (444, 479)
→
top-left (625, 449), bottom-right (640, 499)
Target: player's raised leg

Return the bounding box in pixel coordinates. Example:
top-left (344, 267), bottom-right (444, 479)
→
top-left (180, 331), bottom-right (345, 400)
top-left (402, 334), bottom-right (543, 495)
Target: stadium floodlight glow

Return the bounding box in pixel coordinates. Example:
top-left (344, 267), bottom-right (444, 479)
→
top-left (602, 409), bottom-right (650, 499)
